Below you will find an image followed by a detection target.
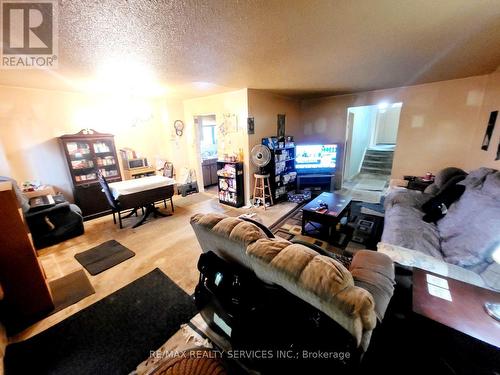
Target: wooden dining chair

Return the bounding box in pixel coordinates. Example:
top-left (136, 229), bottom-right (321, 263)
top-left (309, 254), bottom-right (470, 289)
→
top-left (161, 161), bottom-right (175, 211)
top-left (97, 171), bottom-right (136, 228)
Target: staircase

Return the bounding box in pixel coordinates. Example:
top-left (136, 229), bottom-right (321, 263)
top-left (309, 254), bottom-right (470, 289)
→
top-left (360, 148), bottom-right (394, 175)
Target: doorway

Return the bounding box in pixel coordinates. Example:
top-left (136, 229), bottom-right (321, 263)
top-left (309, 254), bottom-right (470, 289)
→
top-left (195, 114), bottom-right (219, 193)
top-left (343, 102), bottom-right (402, 201)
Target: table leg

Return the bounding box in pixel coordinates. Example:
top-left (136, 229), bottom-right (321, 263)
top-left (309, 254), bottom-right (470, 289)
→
top-left (132, 204), bottom-right (172, 228)
top-left (122, 208), bottom-right (138, 219)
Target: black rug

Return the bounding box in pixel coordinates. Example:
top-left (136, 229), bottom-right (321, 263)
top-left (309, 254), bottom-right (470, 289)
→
top-left (5, 268), bottom-right (197, 375)
top-left (75, 240), bottom-right (135, 275)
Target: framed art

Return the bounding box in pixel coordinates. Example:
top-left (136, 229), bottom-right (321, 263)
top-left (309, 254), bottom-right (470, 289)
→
top-left (247, 117), bottom-right (255, 134)
top-left (481, 110), bottom-right (498, 151)
top-left (277, 114), bottom-right (286, 137)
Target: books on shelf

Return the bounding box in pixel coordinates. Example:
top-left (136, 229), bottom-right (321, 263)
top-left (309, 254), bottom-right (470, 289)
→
top-left (66, 142), bottom-right (90, 157)
top-left (96, 156), bottom-right (116, 166)
top-left (217, 163), bottom-right (237, 178)
top-left (75, 173), bottom-right (97, 182)
top-left (93, 142), bottom-right (111, 153)
top-left (71, 159), bottom-right (94, 169)
top-left (217, 161), bottom-right (244, 207)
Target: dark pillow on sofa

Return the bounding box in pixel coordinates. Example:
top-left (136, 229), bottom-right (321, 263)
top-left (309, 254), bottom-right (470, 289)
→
top-left (422, 184), bottom-right (465, 223)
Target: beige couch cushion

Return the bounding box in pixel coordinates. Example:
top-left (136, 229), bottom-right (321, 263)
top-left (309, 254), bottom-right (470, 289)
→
top-left (350, 250), bottom-right (395, 321)
top-left (191, 213), bottom-right (267, 271)
top-left (247, 238), bottom-right (376, 349)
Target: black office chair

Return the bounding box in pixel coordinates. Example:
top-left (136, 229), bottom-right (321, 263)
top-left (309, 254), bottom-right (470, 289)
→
top-left (97, 171), bottom-right (137, 228)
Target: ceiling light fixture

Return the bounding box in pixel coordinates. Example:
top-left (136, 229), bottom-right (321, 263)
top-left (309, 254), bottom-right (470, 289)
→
top-left (82, 59), bottom-right (168, 97)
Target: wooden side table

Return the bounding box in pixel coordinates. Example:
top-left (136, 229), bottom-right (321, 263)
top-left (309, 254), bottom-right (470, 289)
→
top-left (405, 177), bottom-right (433, 191)
top-left (412, 269), bottom-right (500, 348)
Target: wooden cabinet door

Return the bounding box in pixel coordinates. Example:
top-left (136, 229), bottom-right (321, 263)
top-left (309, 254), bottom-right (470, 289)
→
top-left (74, 183), bottom-right (111, 220)
top-left (202, 165), bottom-right (211, 187)
top-left (210, 164), bottom-right (218, 185)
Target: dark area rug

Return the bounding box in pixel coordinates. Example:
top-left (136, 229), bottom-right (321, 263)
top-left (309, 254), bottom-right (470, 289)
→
top-left (75, 240), bottom-right (135, 275)
top-left (49, 269), bottom-right (95, 315)
top-left (270, 199), bottom-right (385, 256)
top-left (5, 268), bottom-right (197, 375)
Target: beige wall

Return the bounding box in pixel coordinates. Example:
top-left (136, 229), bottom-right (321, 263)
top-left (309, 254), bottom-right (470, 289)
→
top-left (3, 72), bottom-right (499, 204)
top-left (471, 71), bottom-right (500, 168)
top-left (183, 89), bottom-right (250, 202)
top-left (0, 86), bottom-right (184, 200)
top-left (374, 106), bottom-right (401, 144)
top-left (0, 141), bottom-right (10, 176)
top-left (299, 73), bottom-right (500, 184)
top-left (247, 89), bottom-right (301, 197)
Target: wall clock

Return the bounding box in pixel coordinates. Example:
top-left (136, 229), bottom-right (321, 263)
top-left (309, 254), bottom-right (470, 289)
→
top-left (174, 120), bottom-right (184, 136)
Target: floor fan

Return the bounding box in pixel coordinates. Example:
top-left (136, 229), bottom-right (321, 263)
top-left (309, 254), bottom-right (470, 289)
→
top-left (250, 144), bottom-right (271, 174)
top-left (250, 144), bottom-right (272, 207)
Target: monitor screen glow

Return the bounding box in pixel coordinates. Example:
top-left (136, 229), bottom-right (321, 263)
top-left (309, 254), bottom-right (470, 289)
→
top-left (295, 144), bottom-right (338, 171)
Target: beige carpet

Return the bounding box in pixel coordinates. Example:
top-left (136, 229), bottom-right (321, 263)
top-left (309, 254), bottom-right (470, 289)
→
top-left (48, 269), bottom-right (95, 315)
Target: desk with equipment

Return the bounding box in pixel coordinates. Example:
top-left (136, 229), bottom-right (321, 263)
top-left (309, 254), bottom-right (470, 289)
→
top-left (120, 148), bottom-right (156, 180)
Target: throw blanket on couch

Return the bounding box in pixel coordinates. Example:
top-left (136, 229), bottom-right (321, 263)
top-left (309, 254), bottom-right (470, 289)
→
top-left (382, 167), bottom-right (500, 290)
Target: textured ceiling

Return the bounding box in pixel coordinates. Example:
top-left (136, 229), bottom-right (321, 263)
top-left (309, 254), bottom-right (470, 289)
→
top-left (1, 0), bottom-right (500, 98)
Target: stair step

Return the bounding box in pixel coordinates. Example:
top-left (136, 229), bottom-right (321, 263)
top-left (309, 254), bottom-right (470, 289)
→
top-left (363, 158), bottom-right (393, 165)
top-left (367, 148), bottom-right (394, 153)
top-left (364, 152), bottom-right (393, 158)
top-left (365, 151), bottom-right (394, 157)
top-left (361, 166), bottom-right (392, 173)
top-left (363, 162), bottom-right (393, 169)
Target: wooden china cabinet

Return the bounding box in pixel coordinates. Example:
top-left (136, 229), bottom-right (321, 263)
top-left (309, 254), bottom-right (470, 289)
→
top-left (60, 129), bottom-right (122, 220)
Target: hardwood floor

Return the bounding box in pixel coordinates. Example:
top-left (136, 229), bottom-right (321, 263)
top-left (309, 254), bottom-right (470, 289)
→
top-left (12, 193), bottom-right (296, 343)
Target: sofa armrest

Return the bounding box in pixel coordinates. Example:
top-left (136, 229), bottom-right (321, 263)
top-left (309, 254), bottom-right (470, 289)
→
top-left (349, 250), bottom-right (395, 321)
top-left (377, 242), bottom-right (488, 288)
top-left (384, 189), bottom-right (432, 210)
top-left (25, 202), bottom-right (70, 218)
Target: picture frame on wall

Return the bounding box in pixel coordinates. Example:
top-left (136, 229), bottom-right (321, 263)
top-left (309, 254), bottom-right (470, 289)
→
top-left (277, 114), bottom-right (286, 137)
top-left (247, 117), bottom-right (255, 134)
top-left (481, 110), bottom-right (498, 151)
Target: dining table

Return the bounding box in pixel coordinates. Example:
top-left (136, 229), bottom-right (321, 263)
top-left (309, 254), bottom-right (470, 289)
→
top-left (108, 175), bottom-right (176, 228)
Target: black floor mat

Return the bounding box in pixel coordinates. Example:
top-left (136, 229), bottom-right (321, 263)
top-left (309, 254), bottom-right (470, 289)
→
top-left (74, 240), bottom-right (135, 275)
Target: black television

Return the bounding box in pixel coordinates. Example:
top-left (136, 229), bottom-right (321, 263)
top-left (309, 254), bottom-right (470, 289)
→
top-left (295, 144), bottom-right (338, 174)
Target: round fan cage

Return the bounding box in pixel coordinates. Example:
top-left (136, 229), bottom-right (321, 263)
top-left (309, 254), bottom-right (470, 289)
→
top-left (250, 144), bottom-right (271, 168)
